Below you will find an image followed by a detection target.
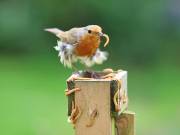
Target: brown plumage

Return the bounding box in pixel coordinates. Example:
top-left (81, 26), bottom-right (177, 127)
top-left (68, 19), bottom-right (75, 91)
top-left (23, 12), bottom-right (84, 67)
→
top-left (45, 25), bottom-right (109, 68)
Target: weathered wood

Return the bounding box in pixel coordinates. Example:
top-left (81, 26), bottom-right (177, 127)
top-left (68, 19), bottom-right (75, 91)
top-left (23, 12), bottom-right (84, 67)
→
top-left (110, 80), bottom-right (119, 114)
top-left (111, 70), bottom-right (128, 116)
top-left (67, 81), bottom-right (75, 116)
top-left (66, 70), bottom-right (130, 135)
top-left (74, 80), bottom-right (112, 135)
top-left (114, 111), bottom-right (135, 135)
top-left (114, 71), bottom-right (128, 115)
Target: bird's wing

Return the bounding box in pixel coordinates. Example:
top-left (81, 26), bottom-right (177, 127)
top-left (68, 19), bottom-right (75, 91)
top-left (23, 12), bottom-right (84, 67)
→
top-left (45, 28), bottom-right (68, 42)
top-left (66, 27), bottom-right (86, 45)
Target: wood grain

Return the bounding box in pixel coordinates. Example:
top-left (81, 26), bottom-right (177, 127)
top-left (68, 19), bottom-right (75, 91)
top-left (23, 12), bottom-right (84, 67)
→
top-left (114, 111), bottom-right (135, 135)
top-left (74, 80), bottom-right (112, 135)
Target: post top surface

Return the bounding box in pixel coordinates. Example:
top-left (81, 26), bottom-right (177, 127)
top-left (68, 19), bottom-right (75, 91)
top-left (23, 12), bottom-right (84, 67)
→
top-left (68, 69), bottom-right (127, 82)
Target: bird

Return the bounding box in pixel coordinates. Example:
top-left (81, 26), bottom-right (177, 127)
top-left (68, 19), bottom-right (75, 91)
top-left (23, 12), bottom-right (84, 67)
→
top-left (45, 25), bottom-right (110, 69)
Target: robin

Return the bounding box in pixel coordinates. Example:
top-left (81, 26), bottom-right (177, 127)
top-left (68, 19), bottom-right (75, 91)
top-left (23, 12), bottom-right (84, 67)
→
top-left (45, 25), bottom-right (109, 69)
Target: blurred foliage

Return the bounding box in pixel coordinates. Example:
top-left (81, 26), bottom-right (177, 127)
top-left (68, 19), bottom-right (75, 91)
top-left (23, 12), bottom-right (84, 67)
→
top-left (0, 0), bottom-right (180, 66)
top-left (0, 0), bottom-right (180, 135)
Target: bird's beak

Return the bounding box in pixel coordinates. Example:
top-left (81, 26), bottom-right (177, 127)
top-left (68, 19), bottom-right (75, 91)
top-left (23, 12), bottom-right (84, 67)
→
top-left (99, 32), bottom-right (109, 47)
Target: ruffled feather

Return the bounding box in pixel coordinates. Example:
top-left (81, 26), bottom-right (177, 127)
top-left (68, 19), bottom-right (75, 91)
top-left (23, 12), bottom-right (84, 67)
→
top-left (54, 41), bottom-right (108, 68)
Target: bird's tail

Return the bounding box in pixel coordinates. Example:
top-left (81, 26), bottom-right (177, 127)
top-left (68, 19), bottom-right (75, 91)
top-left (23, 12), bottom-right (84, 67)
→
top-left (44, 28), bottom-right (65, 39)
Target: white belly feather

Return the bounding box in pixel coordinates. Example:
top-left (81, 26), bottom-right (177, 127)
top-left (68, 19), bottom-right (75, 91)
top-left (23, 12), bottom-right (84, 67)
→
top-left (54, 41), bottom-right (108, 68)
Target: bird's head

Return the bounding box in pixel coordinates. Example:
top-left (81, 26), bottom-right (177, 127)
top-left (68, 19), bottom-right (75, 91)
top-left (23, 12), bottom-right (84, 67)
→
top-left (85, 25), bottom-right (109, 47)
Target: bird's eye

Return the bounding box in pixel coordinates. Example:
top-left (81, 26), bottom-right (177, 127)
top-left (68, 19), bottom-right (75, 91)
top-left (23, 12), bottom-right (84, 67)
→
top-left (88, 30), bottom-right (92, 33)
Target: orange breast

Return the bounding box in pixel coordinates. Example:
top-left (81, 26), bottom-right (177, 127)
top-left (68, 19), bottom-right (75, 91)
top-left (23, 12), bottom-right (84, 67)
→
top-left (75, 35), bottom-right (100, 57)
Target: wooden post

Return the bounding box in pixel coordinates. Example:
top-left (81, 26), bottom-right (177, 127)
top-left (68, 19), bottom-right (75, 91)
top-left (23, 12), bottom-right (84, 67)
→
top-left (66, 70), bottom-right (134, 135)
top-left (114, 111), bottom-right (135, 135)
top-left (74, 80), bottom-right (112, 135)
